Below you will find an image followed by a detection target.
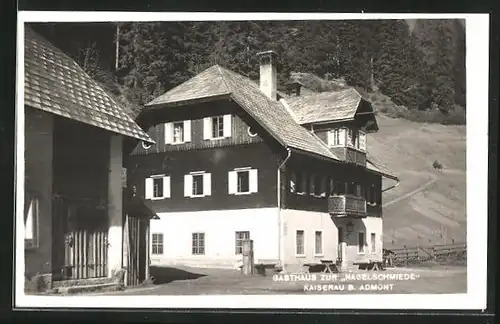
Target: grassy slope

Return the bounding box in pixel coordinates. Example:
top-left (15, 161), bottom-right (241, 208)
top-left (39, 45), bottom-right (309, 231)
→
top-left (369, 115), bottom-right (466, 249)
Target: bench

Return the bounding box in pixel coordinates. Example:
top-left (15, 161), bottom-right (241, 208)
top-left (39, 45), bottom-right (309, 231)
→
top-left (303, 260), bottom-right (339, 274)
top-left (354, 261), bottom-right (385, 271)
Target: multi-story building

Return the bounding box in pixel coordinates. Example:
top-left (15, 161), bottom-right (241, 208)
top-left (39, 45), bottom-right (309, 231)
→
top-left (126, 50), bottom-right (399, 272)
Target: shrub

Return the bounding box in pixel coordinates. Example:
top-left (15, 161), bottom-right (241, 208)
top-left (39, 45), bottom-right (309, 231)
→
top-left (433, 160), bottom-right (443, 170)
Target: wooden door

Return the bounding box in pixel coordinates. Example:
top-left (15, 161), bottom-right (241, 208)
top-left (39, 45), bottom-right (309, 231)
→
top-left (126, 215), bottom-right (148, 286)
top-left (60, 201), bottom-right (109, 280)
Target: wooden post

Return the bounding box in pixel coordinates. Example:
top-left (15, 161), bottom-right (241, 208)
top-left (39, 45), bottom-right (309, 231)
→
top-left (241, 239), bottom-right (254, 276)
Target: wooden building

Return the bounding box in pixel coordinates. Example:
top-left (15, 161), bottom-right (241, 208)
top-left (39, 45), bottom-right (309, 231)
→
top-left (23, 27), bottom-right (155, 292)
top-left (126, 50), bottom-right (399, 272)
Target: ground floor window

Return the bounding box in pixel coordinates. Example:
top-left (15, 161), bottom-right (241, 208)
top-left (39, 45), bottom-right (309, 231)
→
top-left (358, 232), bottom-right (365, 254)
top-left (152, 233), bottom-right (164, 255)
top-left (192, 232), bottom-right (205, 255)
top-left (235, 231), bottom-right (250, 254)
top-left (315, 231), bottom-right (323, 255)
top-left (296, 230), bottom-right (305, 255)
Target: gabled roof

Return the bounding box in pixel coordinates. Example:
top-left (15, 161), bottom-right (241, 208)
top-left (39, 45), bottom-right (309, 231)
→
top-left (24, 27), bottom-right (154, 144)
top-left (146, 65), bottom-right (337, 160)
top-left (145, 65), bottom-right (396, 181)
top-left (285, 88), bottom-right (365, 125)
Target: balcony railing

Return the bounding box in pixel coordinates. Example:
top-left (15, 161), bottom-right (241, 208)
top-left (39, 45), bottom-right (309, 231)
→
top-left (328, 195), bottom-right (367, 217)
top-left (344, 147), bottom-right (366, 167)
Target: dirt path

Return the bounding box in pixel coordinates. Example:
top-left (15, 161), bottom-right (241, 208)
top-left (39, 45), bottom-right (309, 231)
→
top-left (382, 175), bottom-right (437, 208)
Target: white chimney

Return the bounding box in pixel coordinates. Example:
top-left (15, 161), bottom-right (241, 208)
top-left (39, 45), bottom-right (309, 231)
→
top-left (257, 50), bottom-right (278, 100)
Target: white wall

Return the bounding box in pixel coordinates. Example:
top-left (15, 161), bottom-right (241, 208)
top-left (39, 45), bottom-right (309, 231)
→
top-left (150, 207), bottom-right (279, 269)
top-left (333, 216), bottom-right (383, 265)
top-left (281, 209), bottom-right (339, 272)
top-left (280, 210), bottom-right (384, 271)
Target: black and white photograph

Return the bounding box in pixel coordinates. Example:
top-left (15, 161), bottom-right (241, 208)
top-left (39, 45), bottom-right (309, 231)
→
top-left (15, 12), bottom-right (489, 310)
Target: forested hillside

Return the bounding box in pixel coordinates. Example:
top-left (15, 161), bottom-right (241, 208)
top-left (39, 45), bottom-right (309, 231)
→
top-left (30, 19), bottom-right (466, 123)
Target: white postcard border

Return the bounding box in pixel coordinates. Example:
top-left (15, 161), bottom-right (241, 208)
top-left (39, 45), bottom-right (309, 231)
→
top-left (15, 11), bottom-right (489, 310)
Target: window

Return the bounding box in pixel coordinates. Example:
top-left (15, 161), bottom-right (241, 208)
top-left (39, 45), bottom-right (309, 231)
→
top-left (370, 233), bottom-right (376, 253)
top-left (24, 194), bottom-right (39, 249)
top-left (192, 174), bottom-right (204, 196)
top-left (204, 115), bottom-right (232, 140)
top-left (165, 120), bottom-right (191, 144)
top-left (358, 232), bottom-right (365, 254)
top-left (192, 232), bottom-right (205, 255)
top-left (314, 176), bottom-right (323, 196)
top-left (296, 172), bottom-right (303, 193)
top-left (328, 128), bottom-right (345, 147)
top-left (359, 131), bottom-right (367, 151)
top-left (237, 171), bottom-right (250, 193)
top-left (309, 175), bottom-right (316, 196)
top-left (235, 231), bottom-right (250, 254)
top-left (228, 168), bottom-right (258, 194)
top-left (347, 181), bottom-right (357, 196)
top-left (212, 116), bottom-right (224, 138)
top-left (145, 175), bottom-right (171, 200)
top-left (173, 122), bottom-right (184, 143)
top-left (332, 181), bottom-right (345, 196)
top-left (315, 231), bottom-right (323, 255)
top-left (153, 178), bottom-right (163, 198)
top-left (296, 230), bottom-right (305, 255)
top-left (184, 172), bottom-right (211, 197)
top-left (289, 172), bottom-right (297, 193)
top-left (152, 233), bottom-right (164, 255)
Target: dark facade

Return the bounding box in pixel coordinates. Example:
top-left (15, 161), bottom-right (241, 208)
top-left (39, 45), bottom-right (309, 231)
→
top-left (127, 143), bottom-right (280, 212)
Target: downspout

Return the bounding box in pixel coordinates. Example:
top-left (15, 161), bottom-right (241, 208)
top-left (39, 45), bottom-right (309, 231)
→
top-left (277, 148), bottom-right (292, 270)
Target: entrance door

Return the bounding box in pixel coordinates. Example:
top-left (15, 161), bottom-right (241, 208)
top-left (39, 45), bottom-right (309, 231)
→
top-left (126, 215), bottom-right (148, 286)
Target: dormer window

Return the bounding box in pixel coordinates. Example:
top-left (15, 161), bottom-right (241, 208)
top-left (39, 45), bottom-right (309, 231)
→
top-left (327, 128), bottom-right (346, 147)
top-left (328, 127), bottom-right (366, 152)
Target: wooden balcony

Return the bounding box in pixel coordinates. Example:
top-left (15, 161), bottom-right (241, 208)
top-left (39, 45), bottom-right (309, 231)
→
top-left (328, 195), bottom-right (367, 217)
top-left (344, 147), bottom-right (366, 167)
top-left (330, 146), bottom-right (366, 167)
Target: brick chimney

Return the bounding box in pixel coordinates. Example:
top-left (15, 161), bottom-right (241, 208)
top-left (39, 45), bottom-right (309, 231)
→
top-left (257, 50), bottom-right (278, 100)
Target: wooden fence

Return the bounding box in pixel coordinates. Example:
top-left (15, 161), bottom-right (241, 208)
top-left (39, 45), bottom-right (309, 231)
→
top-left (383, 243), bottom-right (467, 267)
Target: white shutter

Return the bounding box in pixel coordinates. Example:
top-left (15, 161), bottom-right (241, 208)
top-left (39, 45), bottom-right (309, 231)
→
top-left (164, 123), bottom-right (173, 145)
top-left (145, 178), bottom-right (154, 199)
top-left (184, 174), bottom-right (192, 197)
top-left (228, 171), bottom-right (237, 194)
top-left (223, 114), bottom-right (232, 137)
top-left (359, 131), bottom-right (366, 151)
top-left (249, 169), bottom-right (258, 193)
top-left (327, 131), bottom-right (333, 147)
top-left (163, 176), bottom-right (171, 198)
top-left (184, 120), bottom-right (191, 142)
top-left (338, 128), bottom-right (346, 146)
top-left (203, 117), bottom-right (212, 140)
top-left (203, 173), bottom-right (211, 196)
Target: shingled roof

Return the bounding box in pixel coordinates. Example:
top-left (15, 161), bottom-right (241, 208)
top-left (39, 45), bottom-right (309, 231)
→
top-left (24, 27), bottom-right (154, 144)
top-left (145, 65), bottom-right (396, 181)
top-left (146, 65), bottom-right (337, 160)
top-left (285, 88), bottom-right (364, 124)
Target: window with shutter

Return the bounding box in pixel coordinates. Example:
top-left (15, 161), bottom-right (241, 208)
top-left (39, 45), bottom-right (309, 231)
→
top-left (172, 122), bottom-right (184, 144)
top-left (211, 116), bottom-right (224, 139)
